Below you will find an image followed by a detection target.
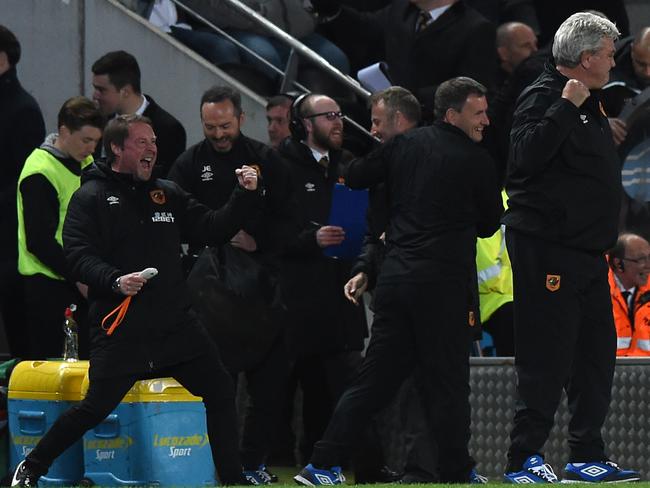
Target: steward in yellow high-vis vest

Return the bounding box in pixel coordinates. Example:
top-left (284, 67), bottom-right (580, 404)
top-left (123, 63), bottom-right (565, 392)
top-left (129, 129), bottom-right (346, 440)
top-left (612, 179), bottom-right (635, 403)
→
top-left (16, 96), bottom-right (103, 360)
top-left (476, 190), bottom-right (513, 355)
top-left (17, 149), bottom-right (93, 279)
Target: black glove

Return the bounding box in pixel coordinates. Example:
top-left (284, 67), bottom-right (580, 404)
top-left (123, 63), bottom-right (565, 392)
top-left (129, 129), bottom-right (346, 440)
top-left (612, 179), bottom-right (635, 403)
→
top-left (310, 0), bottom-right (341, 18)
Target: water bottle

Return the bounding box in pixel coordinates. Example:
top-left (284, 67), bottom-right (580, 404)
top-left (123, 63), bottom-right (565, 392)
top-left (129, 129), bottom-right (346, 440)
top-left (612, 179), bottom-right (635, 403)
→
top-left (62, 304), bottom-right (79, 362)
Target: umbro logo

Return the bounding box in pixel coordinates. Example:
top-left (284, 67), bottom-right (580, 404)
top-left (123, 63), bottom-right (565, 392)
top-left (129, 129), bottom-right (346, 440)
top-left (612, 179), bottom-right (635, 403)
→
top-left (314, 474), bottom-right (335, 485)
top-left (580, 466), bottom-right (608, 477)
top-left (107, 196), bottom-right (120, 205)
top-left (512, 475), bottom-right (536, 483)
top-left (580, 114), bottom-right (588, 124)
top-left (305, 182), bottom-right (316, 192)
top-left (201, 164), bottom-right (214, 182)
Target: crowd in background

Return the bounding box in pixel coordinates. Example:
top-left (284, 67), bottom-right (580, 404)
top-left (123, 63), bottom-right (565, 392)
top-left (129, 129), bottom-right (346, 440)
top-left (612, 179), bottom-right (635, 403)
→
top-left (2, 0), bottom-right (650, 485)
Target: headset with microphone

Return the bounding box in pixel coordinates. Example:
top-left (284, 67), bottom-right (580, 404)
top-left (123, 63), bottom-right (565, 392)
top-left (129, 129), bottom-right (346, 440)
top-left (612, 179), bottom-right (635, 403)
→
top-left (289, 92), bottom-right (313, 141)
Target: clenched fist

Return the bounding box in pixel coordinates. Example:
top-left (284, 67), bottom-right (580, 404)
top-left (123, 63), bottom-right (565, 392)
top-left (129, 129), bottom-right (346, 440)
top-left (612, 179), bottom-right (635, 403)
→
top-left (562, 79), bottom-right (590, 107)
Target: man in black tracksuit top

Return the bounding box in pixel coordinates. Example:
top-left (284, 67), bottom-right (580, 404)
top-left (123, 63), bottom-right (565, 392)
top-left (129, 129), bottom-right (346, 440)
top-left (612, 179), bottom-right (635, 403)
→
top-left (502, 12), bottom-right (639, 484)
top-left (168, 86), bottom-right (296, 481)
top-left (0, 26), bottom-right (46, 359)
top-left (10, 114), bottom-right (260, 487)
top-left (293, 78), bottom-right (502, 486)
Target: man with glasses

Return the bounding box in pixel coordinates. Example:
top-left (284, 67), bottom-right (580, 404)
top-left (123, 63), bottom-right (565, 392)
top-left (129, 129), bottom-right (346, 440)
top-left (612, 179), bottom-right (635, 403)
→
top-left (278, 94), bottom-right (387, 480)
top-left (607, 233), bottom-right (650, 357)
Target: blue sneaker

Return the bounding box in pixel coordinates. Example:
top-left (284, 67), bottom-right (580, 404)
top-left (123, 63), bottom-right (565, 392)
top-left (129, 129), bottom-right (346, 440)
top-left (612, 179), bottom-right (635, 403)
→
top-left (505, 455), bottom-right (559, 483)
top-left (259, 464), bottom-right (279, 483)
top-left (470, 469), bottom-right (488, 483)
top-left (243, 466), bottom-right (272, 485)
top-left (562, 461), bottom-right (640, 483)
top-left (294, 464), bottom-right (345, 486)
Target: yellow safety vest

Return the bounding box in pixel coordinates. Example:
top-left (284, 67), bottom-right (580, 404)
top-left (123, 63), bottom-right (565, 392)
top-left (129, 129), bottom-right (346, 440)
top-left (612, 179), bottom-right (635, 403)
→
top-left (476, 191), bottom-right (513, 322)
top-left (17, 148), bottom-right (92, 280)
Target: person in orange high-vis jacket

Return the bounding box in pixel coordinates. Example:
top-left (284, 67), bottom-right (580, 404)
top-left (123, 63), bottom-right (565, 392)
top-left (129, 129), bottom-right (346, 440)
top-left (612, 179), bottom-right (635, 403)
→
top-left (607, 233), bottom-right (650, 356)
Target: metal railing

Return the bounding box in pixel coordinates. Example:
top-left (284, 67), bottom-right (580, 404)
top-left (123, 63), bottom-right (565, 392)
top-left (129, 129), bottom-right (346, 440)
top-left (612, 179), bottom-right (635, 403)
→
top-left (170, 0), bottom-right (374, 137)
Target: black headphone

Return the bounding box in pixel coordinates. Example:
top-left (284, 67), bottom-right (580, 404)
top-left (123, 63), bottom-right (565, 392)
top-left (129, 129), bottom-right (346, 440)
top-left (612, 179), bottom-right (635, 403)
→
top-left (289, 93), bottom-right (312, 141)
top-left (619, 259), bottom-right (625, 272)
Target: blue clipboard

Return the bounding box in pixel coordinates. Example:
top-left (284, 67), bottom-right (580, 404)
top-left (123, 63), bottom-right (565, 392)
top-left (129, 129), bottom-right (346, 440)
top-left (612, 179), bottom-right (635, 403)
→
top-left (324, 183), bottom-right (369, 259)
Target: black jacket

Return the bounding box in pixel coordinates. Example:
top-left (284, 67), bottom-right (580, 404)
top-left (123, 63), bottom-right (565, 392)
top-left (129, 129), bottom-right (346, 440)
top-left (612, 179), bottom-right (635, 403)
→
top-left (349, 184), bottom-right (388, 291)
top-left (320, 0), bottom-right (496, 108)
top-left (346, 121), bottom-right (502, 284)
top-left (169, 134), bottom-right (297, 254)
top-left (63, 161), bottom-right (259, 379)
top-left (277, 138), bottom-right (367, 355)
top-left (0, 67), bottom-right (45, 271)
top-left (143, 95), bottom-right (187, 178)
top-left (502, 63), bottom-right (621, 252)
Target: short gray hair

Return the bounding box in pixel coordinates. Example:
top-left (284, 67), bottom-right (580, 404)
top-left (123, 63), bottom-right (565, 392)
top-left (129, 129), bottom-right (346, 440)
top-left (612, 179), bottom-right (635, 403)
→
top-left (553, 12), bottom-right (619, 68)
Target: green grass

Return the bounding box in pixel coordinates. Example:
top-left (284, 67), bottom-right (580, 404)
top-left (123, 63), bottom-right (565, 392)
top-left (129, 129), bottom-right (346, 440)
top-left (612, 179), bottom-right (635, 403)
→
top-left (267, 466), bottom-right (650, 487)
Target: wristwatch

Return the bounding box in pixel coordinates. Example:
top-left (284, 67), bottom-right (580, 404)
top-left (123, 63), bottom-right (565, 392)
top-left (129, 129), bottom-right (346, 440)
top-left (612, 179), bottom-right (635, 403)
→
top-left (111, 276), bottom-right (121, 293)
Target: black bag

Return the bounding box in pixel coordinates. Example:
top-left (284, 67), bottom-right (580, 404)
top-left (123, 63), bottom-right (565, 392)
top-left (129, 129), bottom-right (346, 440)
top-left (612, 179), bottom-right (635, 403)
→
top-left (186, 245), bottom-right (281, 372)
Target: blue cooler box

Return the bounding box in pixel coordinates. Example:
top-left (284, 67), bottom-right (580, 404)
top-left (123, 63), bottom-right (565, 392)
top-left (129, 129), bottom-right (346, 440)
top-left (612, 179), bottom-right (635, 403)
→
top-left (8, 360), bottom-right (90, 486)
top-left (82, 377), bottom-right (215, 486)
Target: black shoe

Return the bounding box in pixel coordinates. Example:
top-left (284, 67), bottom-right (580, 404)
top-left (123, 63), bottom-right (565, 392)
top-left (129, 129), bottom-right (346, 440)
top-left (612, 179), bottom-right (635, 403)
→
top-left (399, 469), bottom-right (438, 484)
top-left (10, 461), bottom-right (40, 487)
top-left (223, 473), bottom-right (265, 486)
top-left (356, 465), bottom-right (402, 484)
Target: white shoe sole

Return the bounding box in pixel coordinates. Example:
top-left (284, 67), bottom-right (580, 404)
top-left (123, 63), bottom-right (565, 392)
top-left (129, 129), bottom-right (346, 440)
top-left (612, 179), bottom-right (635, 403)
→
top-left (561, 477), bottom-right (641, 483)
top-left (10, 460), bottom-right (26, 487)
top-left (294, 474), bottom-right (316, 486)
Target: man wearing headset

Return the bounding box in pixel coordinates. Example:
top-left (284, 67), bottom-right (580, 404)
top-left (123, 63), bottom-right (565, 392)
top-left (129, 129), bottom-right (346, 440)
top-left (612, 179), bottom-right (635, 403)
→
top-left (277, 94), bottom-right (392, 482)
top-left (607, 232), bottom-right (650, 357)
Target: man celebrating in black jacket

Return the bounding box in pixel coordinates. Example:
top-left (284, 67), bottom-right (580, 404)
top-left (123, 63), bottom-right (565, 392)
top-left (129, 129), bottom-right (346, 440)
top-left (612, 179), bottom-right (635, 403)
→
top-left (168, 85), bottom-right (296, 483)
top-left (502, 12), bottom-right (639, 484)
top-left (294, 77), bottom-right (502, 486)
top-left (10, 114), bottom-right (260, 487)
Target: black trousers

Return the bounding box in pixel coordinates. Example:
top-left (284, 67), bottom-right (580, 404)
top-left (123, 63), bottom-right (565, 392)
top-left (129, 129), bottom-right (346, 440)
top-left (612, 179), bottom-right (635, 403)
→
top-left (311, 279), bottom-right (474, 482)
top-left (234, 333), bottom-right (291, 469)
top-left (397, 375), bottom-right (440, 481)
top-left (505, 230), bottom-right (616, 472)
top-left (26, 347), bottom-right (245, 485)
top-left (482, 302), bottom-right (515, 356)
top-left (295, 350), bottom-right (362, 463)
top-left (0, 266), bottom-right (29, 358)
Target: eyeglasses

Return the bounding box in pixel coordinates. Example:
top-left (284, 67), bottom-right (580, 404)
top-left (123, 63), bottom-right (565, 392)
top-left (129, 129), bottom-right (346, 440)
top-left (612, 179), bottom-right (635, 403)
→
top-left (622, 254), bottom-right (650, 265)
top-left (304, 111), bottom-right (344, 121)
